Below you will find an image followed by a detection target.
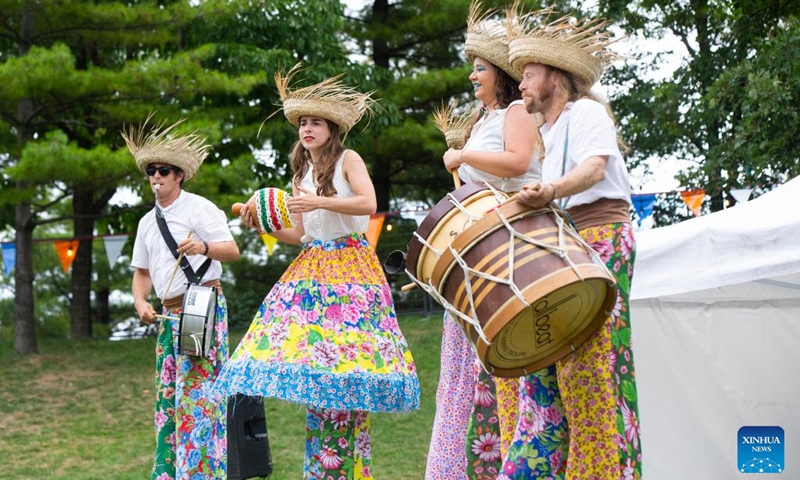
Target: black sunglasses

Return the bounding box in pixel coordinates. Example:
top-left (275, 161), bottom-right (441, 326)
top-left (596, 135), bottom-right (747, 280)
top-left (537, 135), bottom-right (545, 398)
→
top-left (145, 165), bottom-right (176, 177)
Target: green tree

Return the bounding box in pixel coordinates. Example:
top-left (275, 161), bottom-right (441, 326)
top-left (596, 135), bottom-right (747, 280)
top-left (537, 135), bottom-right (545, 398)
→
top-left (345, 0), bottom-right (544, 211)
top-left (0, 0), bottom-right (260, 353)
top-left (601, 0), bottom-right (800, 219)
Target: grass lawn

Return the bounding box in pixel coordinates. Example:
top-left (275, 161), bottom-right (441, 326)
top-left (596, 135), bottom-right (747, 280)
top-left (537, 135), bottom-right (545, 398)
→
top-left (0, 313), bottom-right (443, 480)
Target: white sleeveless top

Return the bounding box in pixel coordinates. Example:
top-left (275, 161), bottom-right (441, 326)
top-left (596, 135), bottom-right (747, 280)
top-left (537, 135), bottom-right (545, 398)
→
top-left (457, 99), bottom-right (542, 192)
top-left (298, 150), bottom-right (369, 243)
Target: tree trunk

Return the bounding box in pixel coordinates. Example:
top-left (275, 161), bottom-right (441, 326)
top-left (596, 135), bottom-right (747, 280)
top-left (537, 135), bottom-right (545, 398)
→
top-left (69, 188), bottom-right (95, 338)
top-left (370, 0), bottom-right (392, 213)
top-left (14, 199), bottom-right (37, 355)
top-left (13, 3), bottom-right (37, 355)
top-left (69, 185), bottom-right (117, 336)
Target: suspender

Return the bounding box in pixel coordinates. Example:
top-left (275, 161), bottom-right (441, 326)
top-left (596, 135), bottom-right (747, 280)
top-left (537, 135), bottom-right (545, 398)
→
top-left (155, 207), bottom-right (211, 285)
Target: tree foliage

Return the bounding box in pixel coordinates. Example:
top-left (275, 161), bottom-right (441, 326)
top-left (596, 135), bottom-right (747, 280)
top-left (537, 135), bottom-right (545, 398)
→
top-left (601, 0), bottom-right (800, 217)
top-left (0, 0), bottom-right (348, 352)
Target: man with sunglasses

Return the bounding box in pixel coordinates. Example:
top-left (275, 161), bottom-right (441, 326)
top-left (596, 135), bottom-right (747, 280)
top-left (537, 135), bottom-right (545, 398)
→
top-left (123, 117), bottom-right (239, 480)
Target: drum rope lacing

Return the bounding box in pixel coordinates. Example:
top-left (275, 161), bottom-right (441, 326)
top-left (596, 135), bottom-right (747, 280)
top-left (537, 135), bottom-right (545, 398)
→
top-left (417, 204), bottom-right (614, 350)
top-left (410, 183), bottom-right (508, 260)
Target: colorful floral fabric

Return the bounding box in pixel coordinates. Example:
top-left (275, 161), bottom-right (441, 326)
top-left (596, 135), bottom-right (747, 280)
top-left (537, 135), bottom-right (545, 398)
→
top-left (500, 366), bottom-right (568, 479)
top-left (425, 313), bottom-right (476, 479)
top-left (561, 222), bottom-right (641, 479)
top-left (466, 366), bottom-right (502, 479)
top-left (495, 376), bottom-right (521, 456)
top-left (152, 293), bottom-right (229, 480)
top-left (500, 222), bottom-right (641, 480)
top-left (305, 408), bottom-right (372, 479)
top-left (213, 233), bottom-right (420, 413)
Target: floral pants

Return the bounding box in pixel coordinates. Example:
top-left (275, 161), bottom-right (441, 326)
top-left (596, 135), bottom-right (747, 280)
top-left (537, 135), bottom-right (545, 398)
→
top-left (152, 293), bottom-right (229, 480)
top-left (305, 407), bottom-right (372, 479)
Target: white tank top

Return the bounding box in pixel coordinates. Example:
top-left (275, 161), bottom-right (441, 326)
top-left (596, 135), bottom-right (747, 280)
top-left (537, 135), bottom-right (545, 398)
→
top-left (458, 99), bottom-right (542, 192)
top-left (298, 150), bottom-right (369, 242)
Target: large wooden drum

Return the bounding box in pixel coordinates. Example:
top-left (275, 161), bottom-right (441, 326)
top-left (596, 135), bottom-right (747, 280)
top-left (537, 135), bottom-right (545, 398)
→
top-left (431, 200), bottom-right (617, 377)
top-left (405, 182), bottom-right (507, 285)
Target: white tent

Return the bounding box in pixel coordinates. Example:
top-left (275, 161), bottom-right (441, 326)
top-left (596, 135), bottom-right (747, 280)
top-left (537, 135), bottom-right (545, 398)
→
top-left (631, 176), bottom-right (800, 478)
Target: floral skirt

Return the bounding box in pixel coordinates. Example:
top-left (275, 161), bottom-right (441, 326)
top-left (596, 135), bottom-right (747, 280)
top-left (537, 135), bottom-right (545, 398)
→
top-left (213, 233), bottom-right (420, 413)
top-left (152, 292), bottom-right (229, 480)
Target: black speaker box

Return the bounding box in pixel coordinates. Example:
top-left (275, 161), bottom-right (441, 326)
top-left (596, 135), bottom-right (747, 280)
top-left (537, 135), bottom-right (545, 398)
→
top-left (227, 394), bottom-right (273, 479)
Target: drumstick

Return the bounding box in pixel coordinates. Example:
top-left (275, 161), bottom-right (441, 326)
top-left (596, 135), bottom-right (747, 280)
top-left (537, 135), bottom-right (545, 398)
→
top-left (162, 230), bottom-right (193, 301)
top-left (401, 282), bottom-right (417, 292)
top-left (497, 194), bottom-right (518, 208)
top-left (452, 170), bottom-right (461, 190)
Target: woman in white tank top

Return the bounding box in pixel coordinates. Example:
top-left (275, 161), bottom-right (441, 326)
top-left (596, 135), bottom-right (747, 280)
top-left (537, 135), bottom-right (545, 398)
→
top-left (219, 69), bottom-right (420, 480)
top-left (425, 7), bottom-right (545, 480)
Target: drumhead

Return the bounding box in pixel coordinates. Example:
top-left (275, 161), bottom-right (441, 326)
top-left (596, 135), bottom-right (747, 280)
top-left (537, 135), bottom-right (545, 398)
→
top-left (483, 275), bottom-right (614, 377)
top-left (406, 182), bottom-right (507, 283)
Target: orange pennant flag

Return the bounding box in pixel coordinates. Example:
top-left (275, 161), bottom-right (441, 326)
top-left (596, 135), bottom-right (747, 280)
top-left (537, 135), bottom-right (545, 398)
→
top-left (260, 233), bottom-right (278, 255)
top-left (365, 213), bottom-right (386, 250)
top-left (680, 189), bottom-right (706, 217)
top-left (54, 240), bottom-right (80, 273)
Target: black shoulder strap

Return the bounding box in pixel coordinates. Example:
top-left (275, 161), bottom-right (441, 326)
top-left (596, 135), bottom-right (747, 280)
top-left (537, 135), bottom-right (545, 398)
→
top-left (155, 208), bottom-right (211, 285)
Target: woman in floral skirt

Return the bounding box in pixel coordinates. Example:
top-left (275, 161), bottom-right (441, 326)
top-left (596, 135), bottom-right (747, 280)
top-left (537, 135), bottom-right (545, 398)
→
top-left (214, 65), bottom-right (420, 479)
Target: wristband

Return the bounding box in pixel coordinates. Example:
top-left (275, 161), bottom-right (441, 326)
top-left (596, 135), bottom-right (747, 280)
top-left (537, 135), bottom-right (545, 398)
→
top-left (202, 240), bottom-right (209, 256)
top-left (548, 183), bottom-right (557, 202)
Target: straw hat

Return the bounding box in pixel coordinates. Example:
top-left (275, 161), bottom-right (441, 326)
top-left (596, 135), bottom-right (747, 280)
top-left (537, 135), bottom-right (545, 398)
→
top-left (432, 103), bottom-right (475, 149)
top-left (121, 114), bottom-right (210, 180)
top-left (507, 6), bottom-right (619, 85)
top-left (276, 64), bottom-right (376, 133)
top-left (464, 1), bottom-right (521, 82)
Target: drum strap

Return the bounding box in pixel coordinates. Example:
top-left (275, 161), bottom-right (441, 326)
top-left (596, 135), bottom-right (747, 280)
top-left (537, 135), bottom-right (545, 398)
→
top-left (155, 208), bottom-right (211, 285)
top-left (557, 124), bottom-right (577, 230)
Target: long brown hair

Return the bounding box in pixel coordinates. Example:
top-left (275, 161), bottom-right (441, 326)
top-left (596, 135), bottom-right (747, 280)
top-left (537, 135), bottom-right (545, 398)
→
top-left (290, 119), bottom-right (345, 197)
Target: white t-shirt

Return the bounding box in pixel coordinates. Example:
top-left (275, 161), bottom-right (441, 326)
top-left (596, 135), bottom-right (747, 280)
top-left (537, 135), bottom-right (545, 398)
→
top-left (299, 150), bottom-right (369, 243)
top-left (540, 99), bottom-right (632, 208)
top-left (131, 190), bottom-right (234, 300)
top-left (458, 100), bottom-right (542, 192)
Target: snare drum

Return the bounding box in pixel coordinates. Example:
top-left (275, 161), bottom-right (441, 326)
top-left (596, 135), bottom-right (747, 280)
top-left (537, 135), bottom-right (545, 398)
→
top-left (177, 283), bottom-right (218, 358)
top-left (405, 182), bottom-right (507, 285)
top-left (430, 201), bottom-right (617, 377)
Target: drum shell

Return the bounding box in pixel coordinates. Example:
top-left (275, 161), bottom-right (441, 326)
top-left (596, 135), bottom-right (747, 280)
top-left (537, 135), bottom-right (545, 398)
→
top-left (432, 202), bottom-right (617, 377)
top-left (405, 182), bottom-right (507, 284)
top-left (177, 284), bottom-right (218, 358)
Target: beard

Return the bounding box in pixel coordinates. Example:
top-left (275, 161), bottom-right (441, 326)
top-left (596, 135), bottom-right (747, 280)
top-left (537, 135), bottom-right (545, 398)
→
top-left (523, 86), bottom-right (552, 115)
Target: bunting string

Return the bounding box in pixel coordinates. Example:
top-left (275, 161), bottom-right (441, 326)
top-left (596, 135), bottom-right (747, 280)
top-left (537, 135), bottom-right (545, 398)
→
top-left (0, 186), bottom-right (753, 276)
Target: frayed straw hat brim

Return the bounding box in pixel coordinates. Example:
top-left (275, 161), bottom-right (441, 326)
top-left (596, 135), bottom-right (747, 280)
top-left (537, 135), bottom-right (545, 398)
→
top-left (122, 115), bottom-right (209, 181)
top-left (465, 32), bottom-right (522, 81)
top-left (283, 98), bottom-right (357, 133)
top-left (509, 36), bottom-right (604, 85)
top-left (135, 149), bottom-right (203, 179)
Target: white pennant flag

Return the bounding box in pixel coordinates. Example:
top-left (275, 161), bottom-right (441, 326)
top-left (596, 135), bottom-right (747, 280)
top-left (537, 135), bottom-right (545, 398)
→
top-left (730, 188), bottom-right (753, 205)
top-left (103, 236), bottom-right (127, 266)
